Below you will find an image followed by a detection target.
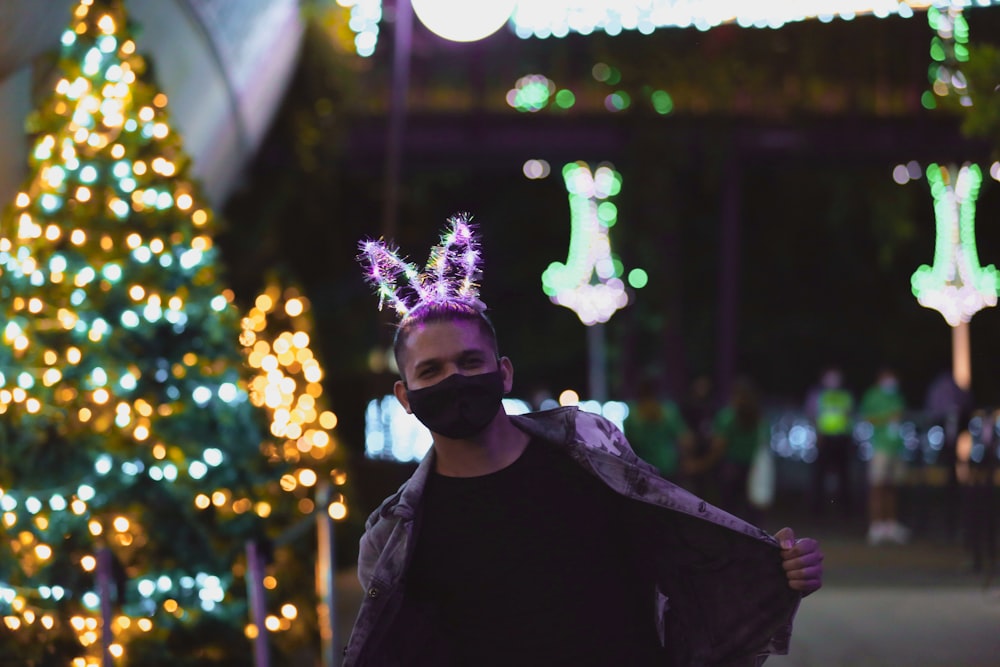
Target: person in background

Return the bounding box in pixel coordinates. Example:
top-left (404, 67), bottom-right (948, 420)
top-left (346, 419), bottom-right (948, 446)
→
top-left (859, 367), bottom-right (910, 545)
top-left (807, 366), bottom-right (856, 517)
top-left (346, 215), bottom-right (824, 666)
top-left (957, 408), bottom-right (998, 573)
top-left (624, 376), bottom-right (693, 483)
top-left (924, 369), bottom-right (974, 540)
top-left (711, 376), bottom-right (769, 525)
top-left (678, 373), bottom-right (721, 501)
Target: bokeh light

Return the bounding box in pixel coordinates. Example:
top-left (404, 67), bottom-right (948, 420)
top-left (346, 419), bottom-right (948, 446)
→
top-left (412, 0), bottom-right (516, 42)
top-left (507, 74), bottom-right (555, 112)
top-left (512, 1), bottom-right (936, 38)
top-left (522, 159), bottom-right (551, 179)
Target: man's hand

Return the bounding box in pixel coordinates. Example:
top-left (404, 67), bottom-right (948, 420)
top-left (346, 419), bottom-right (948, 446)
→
top-left (775, 527), bottom-right (823, 595)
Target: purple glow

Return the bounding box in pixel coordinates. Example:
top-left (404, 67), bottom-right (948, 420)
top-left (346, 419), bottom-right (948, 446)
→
top-left (357, 213), bottom-right (484, 321)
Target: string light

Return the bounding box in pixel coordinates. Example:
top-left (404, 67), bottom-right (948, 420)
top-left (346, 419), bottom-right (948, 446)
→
top-left (923, 2), bottom-right (974, 109)
top-left (510, 1), bottom-right (979, 37)
top-left (335, 0), bottom-right (382, 56)
top-left (334, 0), bottom-right (966, 48)
top-left (241, 281), bottom-right (346, 508)
top-left (239, 278), bottom-right (352, 642)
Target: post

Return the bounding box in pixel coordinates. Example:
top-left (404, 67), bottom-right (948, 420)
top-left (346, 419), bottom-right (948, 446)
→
top-left (245, 541), bottom-right (270, 667)
top-left (316, 480), bottom-right (339, 667)
top-left (716, 151), bottom-right (742, 402)
top-left (96, 547), bottom-right (114, 667)
top-left (587, 323), bottom-right (607, 402)
top-left (381, 0), bottom-right (413, 240)
top-left (952, 320), bottom-right (971, 391)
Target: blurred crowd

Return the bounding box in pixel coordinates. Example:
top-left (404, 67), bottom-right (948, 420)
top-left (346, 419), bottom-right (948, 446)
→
top-left (622, 367), bottom-right (998, 575)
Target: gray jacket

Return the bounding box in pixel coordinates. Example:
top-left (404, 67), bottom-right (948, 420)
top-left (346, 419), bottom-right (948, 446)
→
top-left (344, 406), bottom-right (801, 666)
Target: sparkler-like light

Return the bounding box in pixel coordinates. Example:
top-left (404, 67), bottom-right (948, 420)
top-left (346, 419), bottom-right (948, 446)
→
top-left (357, 213), bottom-right (484, 322)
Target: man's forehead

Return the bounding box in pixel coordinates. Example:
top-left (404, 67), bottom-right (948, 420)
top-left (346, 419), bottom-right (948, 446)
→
top-left (406, 318), bottom-right (490, 349)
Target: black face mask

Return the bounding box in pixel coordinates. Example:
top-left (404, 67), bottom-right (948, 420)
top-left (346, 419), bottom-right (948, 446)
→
top-left (406, 370), bottom-right (505, 439)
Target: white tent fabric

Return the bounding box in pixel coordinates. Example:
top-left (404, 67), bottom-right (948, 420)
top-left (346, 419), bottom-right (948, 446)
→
top-left (0, 0), bottom-right (304, 209)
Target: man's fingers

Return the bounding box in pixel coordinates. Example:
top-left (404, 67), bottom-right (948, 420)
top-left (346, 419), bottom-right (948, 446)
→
top-left (781, 534), bottom-right (824, 595)
top-left (788, 575), bottom-right (823, 593)
top-left (774, 526), bottom-right (796, 550)
top-left (782, 541), bottom-right (824, 568)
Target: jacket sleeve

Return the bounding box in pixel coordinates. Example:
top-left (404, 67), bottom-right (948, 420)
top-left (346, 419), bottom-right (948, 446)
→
top-left (357, 504), bottom-right (391, 590)
top-left (634, 504), bottom-right (801, 666)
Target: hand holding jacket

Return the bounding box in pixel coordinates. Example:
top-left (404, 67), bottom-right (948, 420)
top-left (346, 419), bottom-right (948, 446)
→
top-left (775, 527), bottom-right (824, 595)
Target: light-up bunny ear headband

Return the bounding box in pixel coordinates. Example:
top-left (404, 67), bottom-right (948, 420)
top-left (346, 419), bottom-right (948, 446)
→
top-left (357, 213), bottom-right (486, 323)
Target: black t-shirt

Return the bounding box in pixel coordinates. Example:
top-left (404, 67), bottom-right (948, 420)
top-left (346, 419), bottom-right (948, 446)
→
top-left (392, 438), bottom-right (663, 666)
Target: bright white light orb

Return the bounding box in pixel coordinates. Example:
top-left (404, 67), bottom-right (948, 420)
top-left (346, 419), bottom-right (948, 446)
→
top-left (412, 0), bottom-right (516, 42)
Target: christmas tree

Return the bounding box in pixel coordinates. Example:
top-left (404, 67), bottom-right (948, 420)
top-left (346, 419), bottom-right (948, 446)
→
top-left (0, 0), bottom-right (286, 663)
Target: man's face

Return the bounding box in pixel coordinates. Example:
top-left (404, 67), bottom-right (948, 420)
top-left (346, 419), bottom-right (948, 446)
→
top-left (394, 319), bottom-right (513, 411)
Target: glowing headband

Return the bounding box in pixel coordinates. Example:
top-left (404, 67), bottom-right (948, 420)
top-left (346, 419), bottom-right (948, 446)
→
top-left (358, 213), bottom-right (485, 322)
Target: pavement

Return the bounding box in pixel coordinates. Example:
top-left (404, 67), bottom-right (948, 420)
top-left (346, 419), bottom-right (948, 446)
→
top-left (330, 498), bottom-right (1000, 667)
top-left (763, 503), bottom-right (1000, 667)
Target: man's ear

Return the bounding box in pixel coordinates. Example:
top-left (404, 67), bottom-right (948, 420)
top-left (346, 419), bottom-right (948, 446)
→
top-left (393, 379), bottom-right (412, 414)
top-left (500, 356), bottom-right (514, 395)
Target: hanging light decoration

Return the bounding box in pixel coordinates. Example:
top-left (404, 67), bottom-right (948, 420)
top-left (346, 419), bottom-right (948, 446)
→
top-left (542, 161), bottom-right (640, 325)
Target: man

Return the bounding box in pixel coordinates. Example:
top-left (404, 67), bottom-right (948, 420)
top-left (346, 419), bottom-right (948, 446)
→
top-left (348, 216), bottom-right (823, 666)
top-left (924, 369), bottom-right (973, 539)
top-left (710, 376), bottom-right (769, 525)
top-left (624, 376), bottom-right (694, 483)
top-left (806, 366), bottom-right (856, 517)
top-left (859, 367), bottom-right (910, 545)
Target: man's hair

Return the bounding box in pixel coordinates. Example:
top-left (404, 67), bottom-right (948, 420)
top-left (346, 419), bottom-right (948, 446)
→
top-left (392, 302), bottom-right (499, 383)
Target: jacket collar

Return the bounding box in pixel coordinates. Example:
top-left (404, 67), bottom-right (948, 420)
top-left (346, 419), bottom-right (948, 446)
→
top-left (383, 407), bottom-right (584, 521)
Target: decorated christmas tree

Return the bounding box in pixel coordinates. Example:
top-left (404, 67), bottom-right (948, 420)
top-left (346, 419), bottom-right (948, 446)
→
top-left (0, 0), bottom-right (288, 663)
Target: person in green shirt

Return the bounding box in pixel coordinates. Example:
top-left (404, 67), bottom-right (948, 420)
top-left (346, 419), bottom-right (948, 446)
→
top-left (711, 377), bottom-right (769, 524)
top-left (806, 366), bottom-right (856, 517)
top-left (859, 367), bottom-right (910, 545)
top-left (624, 377), bottom-right (693, 482)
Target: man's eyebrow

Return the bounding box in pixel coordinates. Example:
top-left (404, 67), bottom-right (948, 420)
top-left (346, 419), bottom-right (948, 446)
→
top-left (413, 357), bottom-right (441, 372)
top-left (413, 348), bottom-right (485, 370)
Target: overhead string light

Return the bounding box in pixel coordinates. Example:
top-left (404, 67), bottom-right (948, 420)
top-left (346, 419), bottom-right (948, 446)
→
top-left (336, 1), bottom-right (978, 51)
top-left (924, 1), bottom-right (973, 109)
top-left (509, 1), bottom-right (971, 37)
top-left (335, 0), bottom-right (382, 56)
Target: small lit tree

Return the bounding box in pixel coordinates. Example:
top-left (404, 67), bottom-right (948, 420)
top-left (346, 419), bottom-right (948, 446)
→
top-left (240, 276), bottom-right (352, 664)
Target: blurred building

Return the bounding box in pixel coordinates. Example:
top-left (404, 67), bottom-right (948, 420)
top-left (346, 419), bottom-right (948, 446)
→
top-left (0, 0), bottom-right (304, 209)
